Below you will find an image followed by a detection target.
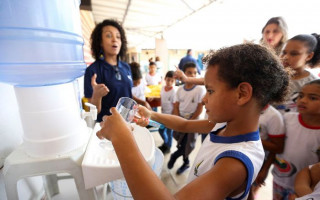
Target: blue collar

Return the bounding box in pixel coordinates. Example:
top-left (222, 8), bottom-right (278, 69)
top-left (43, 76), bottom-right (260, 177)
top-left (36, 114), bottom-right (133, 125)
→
top-left (99, 58), bottom-right (122, 69)
top-left (210, 126), bottom-right (260, 143)
top-left (183, 85), bottom-right (196, 91)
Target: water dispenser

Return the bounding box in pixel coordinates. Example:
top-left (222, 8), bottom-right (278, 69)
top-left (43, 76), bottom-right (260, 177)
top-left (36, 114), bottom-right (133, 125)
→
top-left (1, 2), bottom-right (156, 198)
top-left (0, 0), bottom-right (88, 157)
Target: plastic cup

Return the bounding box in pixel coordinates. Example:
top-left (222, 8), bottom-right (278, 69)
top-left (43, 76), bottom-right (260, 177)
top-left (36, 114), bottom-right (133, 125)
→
top-left (115, 97), bottom-right (139, 123)
top-left (99, 97), bottom-right (138, 151)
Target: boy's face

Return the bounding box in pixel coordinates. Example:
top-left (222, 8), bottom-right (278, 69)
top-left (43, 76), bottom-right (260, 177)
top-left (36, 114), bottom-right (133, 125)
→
top-left (149, 64), bottom-right (157, 73)
top-left (296, 83), bottom-right (320, 115)
top-left (184, 67), bottom-right (197, 78)
top-left (165, 77), bottom-right (175, 87)
top-left (203, 65), bottom-right (238, 122)
top-left (133, 79), bottom-right (141, 87)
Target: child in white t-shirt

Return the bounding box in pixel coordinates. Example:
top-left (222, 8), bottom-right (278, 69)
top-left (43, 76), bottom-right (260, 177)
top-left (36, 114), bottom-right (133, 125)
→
top-left (158, 71), bottom-right (176, 154)
top-left (248, 105), bottom-right (285, 200)
top-left (129, 62), bottom-right (151, 109)
top-left (168, 62), bottom-right (206, 175)
top-left (145, 61), bottom-right (162, 111)
top-left (272, 79), bottom-right (320, 200)
top-left (145, 61), bottom-right (161, 86)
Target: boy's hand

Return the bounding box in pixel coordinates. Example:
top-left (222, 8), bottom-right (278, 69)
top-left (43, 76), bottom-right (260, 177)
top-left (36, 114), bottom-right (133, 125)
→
top-left (174, 66), bottom-right (187, 82)
top-left (96, 107), bottom-right (131, 141)
top-left (133, 105), bottom-right (151, 127)
top-left (143, 101), bottom-right (152, 110)
top-left (91, 74), bottom-right (109, 98)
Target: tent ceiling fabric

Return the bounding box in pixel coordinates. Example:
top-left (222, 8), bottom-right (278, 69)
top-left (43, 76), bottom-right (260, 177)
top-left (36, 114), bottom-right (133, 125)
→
top-left (91, 0), bottom-right (216, 48)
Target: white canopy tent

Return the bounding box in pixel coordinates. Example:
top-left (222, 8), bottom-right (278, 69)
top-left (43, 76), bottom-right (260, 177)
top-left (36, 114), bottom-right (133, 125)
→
top-left (91, 0), bottom-right (320, 50)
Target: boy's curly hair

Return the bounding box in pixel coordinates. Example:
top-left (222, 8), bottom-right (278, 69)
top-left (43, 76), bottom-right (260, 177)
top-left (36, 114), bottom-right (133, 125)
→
top-left (90, 19), bottom-right (127, 60)
top-left (204, 43), bottom-right (289, 108)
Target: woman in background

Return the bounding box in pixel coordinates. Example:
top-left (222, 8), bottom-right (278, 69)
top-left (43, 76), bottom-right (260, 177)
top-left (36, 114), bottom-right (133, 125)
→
top-left (84, 19), bottom-right (133, 122)
top-left (260, 17), bottom-right (288, 55)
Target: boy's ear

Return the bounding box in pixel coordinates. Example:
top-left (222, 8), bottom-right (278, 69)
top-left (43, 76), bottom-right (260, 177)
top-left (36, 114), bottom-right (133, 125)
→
top-left (237, 82), bottom-right (253, 106)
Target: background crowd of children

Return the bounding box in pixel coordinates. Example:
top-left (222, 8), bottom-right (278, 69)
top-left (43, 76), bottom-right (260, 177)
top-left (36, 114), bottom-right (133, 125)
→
top-left (131, 30), bottom-right (320, 200)
top-left (126, 29), bottom-right (320, 199)
top-left (86, 16), bottom-right (320, 200)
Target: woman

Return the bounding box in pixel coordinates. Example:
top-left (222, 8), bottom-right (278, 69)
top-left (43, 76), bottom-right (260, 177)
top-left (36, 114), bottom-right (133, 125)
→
top-left (261, 17), bottom-right (288, 55)
top-left (84, 19), bottom-right (133, 122)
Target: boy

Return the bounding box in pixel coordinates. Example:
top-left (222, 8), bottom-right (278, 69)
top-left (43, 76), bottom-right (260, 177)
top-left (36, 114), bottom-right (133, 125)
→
top-left (97, 44), bottom-right (290, 199)
top-left (168, 62), bottom-right (205, 175)
top-left (158, 71), bottom-right (176, 154)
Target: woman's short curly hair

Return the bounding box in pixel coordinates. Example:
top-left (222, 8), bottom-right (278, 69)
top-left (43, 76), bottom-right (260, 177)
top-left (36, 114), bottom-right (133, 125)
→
top-left (90, 19), bottom-right (127, 60)
top-left (204, 43), bottom-right (290, 108)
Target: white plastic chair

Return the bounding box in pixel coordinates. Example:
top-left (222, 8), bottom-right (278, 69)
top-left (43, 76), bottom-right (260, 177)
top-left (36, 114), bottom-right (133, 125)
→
top-left (3, 144), bottom-right (97, 200)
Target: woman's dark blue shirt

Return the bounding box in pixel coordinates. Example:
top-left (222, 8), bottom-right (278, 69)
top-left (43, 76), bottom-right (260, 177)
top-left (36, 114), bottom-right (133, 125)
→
top-left (84, 59), bottom-right (133, 122)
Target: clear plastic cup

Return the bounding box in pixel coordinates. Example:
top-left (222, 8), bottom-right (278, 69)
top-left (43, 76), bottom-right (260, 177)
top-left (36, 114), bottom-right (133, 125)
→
top-left (99, 97), bottom-right (138, 150)
top-left (115, 97), bottom-right (139, 123)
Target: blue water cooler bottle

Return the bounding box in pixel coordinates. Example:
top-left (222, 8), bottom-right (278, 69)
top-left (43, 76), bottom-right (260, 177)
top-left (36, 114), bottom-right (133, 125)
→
top-left (0, 0), bottom-right (89, 157)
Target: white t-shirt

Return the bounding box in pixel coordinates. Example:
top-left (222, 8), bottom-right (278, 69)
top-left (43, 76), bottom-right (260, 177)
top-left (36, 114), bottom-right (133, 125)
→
top-left (259, 105), bottom-right (285, 157)
top-left (132, 79), bottom-right (147, 101)
top-left (160, 86), bottom-right (176, 114)
top-left (272, 113), bottom-right (320, 190)
top-left (188, 127), bottom-right (264, 200)
top-left (174, 85), bottom-right (205, 119)
top-left (145, 73), bottom-right (162, 86)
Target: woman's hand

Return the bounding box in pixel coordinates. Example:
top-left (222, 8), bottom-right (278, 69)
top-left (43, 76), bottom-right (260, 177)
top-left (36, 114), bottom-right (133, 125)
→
top-left (91, 74), bottom-right (109, 98)
top-left (134, 105), bottom-right (152, 127)
top-left (96, 107), bottom-right (131, 141)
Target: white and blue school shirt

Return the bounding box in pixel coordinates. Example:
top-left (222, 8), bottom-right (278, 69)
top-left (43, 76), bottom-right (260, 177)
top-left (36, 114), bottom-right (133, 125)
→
top-left (187, 127), bottom-right (264, 200)
top-left (160, 86), bottom-right (176, 114)
top-left (174, 85), bottom-right (205, 119)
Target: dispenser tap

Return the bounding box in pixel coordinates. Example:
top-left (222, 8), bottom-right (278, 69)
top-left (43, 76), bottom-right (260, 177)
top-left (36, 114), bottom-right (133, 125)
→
top-left (82, 102), bottom-right (97, 121)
